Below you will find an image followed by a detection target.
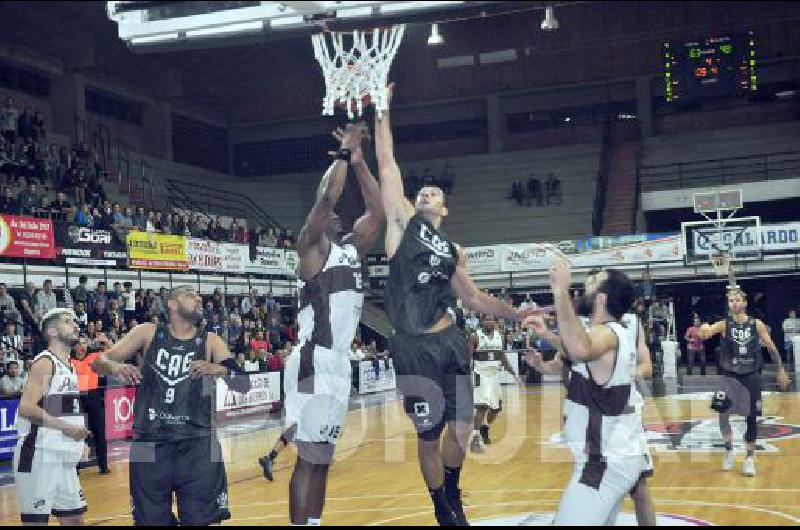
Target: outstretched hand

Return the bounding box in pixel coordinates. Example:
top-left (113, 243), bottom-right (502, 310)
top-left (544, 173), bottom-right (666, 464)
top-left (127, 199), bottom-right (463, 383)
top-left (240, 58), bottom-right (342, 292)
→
top-left (330, 124), bottom-right (366, 163)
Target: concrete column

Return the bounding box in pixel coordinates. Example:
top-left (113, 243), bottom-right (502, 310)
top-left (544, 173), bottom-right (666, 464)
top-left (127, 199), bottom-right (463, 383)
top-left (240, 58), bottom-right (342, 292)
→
top-left (50, 72), bottom-right (85, 143)
top-left (635, 76), bottom-right (654, 138)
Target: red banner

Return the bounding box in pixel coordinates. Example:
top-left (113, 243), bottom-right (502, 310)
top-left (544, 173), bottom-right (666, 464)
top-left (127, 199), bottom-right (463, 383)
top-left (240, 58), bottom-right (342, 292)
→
top-left (0, 215), bottom-right (56, 259)
top-left (105, 387), bottom-right (136, 441)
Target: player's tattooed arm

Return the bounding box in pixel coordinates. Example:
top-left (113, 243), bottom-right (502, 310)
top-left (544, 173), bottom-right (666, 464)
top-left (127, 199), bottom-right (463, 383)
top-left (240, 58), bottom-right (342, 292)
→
top-left (92, 323), bottom-right (154, 384)
top-left (756, 319), bottom-right (790, 391)
top-left (698, 320), bottom-right (726, 340)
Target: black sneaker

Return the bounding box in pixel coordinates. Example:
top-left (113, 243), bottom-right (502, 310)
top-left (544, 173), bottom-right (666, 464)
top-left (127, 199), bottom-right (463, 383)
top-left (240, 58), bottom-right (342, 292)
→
top-left (434, 504), bottom-right (460, 527)
top-left (446, 487), bottom-right (470, 526)
top-left (259, 456), bottom-right (275, 481)
top-left (99, 468), bottom-right (111, 475)
top-left (479, 425), bottom-right (491, 446)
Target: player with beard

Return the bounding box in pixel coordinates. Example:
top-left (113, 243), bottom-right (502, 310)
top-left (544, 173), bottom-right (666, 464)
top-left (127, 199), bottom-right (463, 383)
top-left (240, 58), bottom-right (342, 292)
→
top-left (93, 286), bottom-right (251, 526)
top-left (525, 266), bottom-right (656, 525)
top-left (699, 288), bottom-right (790, 477)
top-left (15, 309), bottom-right (90, 525)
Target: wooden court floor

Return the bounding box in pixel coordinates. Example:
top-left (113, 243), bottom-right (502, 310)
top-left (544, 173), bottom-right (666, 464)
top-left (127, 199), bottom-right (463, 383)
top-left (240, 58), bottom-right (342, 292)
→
top-left (1, 384), bottom-right (799, 526)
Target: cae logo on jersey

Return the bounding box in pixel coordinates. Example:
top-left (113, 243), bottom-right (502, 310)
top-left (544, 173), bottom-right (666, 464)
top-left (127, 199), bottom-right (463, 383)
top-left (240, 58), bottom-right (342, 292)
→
top-left (417, 223), bottom-right (452, 258)
top-left (731, 326), bottom-right (754, 346)
top-left (155, 348), bottom-right (196, 385)
top-left (644, 416), bottom-right (800, 453)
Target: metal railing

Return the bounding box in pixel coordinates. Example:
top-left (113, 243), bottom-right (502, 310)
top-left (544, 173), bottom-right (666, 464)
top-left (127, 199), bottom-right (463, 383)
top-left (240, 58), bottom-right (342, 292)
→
top-left (165, 179), bottom-right (282, 230)
top-left (639, 150), bottom-right (800, 192)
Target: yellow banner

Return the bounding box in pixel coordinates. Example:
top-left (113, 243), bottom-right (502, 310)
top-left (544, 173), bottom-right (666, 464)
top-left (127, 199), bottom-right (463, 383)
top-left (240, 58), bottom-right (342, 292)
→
top-left (127, 232), bottom-right (189, 270)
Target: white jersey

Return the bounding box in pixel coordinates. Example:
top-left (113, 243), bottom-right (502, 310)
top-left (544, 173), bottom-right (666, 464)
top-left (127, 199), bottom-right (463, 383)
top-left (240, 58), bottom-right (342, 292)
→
top-left (297, 242), bottom-right (364, 354)
top-left (16, 351), bottom-right (85, 460)
top-left (474, 329), bottom-right (504, 376)
top-left (564, 317), bottom-right (644, 462)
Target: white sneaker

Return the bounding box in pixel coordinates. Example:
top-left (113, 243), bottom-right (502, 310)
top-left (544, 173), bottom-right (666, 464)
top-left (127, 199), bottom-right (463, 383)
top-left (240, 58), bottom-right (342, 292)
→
top-left (722, 450), bottom-right (736, 471)
top-left (743, 457), bottom-right (756, 477)
top-left (553, 431), bottom-right (568, 445)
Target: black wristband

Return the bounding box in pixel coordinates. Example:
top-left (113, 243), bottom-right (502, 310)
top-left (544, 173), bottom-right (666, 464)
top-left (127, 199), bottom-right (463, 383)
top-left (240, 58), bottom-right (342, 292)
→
top-left (335, 148), bottom-right (352, 163)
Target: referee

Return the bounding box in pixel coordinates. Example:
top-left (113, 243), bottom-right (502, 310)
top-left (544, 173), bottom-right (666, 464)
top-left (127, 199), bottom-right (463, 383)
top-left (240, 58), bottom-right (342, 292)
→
top-left (71, 336), bottom-right (110, 474)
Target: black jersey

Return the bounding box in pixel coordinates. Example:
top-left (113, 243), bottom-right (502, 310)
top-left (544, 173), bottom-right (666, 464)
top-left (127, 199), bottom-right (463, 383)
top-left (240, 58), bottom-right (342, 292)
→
top-left (385, 215), bottom-right (459, 335)
top-left (720, 316), bottom-right (763, 375)
top-left (133, 325), bottom-right (215, 442)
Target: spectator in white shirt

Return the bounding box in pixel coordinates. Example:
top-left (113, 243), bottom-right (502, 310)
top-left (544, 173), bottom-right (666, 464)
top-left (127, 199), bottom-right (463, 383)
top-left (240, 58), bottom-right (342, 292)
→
top-left (1, 322), bottom-right (23, 360)
top-left (34, 279), bottom-right (58, 318)
top-left (783, 310), bottom-right (800, 364)
top-left (0, 361), bottom-right (25, 396)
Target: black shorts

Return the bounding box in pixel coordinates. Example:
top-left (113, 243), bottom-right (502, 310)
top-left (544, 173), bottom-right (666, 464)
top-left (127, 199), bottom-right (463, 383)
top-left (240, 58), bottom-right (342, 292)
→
top-left (390, 325), bottom-right (474, 440)
top-left (129, 435), bottom-right (231, 526)
top-left (717, 371), bottom-right (762, 417)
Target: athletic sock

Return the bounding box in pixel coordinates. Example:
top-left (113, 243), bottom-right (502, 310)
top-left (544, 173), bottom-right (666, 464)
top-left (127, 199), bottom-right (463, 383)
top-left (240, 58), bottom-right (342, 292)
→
top-left (444, 466), bottom-right (462, 494)
top-left (269, 450), bottom-right (279, 460)
top-left (429, 486), bottom-right (452, 513)
top-left (307, 518), bottom-right (321, 526)
top-left (724, 442), bottom-right (733, 452)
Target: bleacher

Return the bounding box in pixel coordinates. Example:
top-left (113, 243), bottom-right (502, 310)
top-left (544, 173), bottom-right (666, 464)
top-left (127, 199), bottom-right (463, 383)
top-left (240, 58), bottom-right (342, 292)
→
top-left (401, 143), bottom-right (602, 246)
top-left (639, 121), bottom-right (800, 192)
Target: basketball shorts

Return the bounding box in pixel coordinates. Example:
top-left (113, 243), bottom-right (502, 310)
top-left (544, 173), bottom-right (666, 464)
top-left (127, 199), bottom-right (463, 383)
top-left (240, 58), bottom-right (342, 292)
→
top-left (14, 447), bottom-right (87, 524)
top-left (474, 362), bottom-right (503, 410)
top-left (284, 342), bottom-right (352, 444)
top-left (717, 370), bottom-right (762, 417)
top-left (553, 456), bottom-right (646, 526)
top-left (129, 435), bottom-right (230, 526)
top-left (390, 325), bottom-right (474, 441)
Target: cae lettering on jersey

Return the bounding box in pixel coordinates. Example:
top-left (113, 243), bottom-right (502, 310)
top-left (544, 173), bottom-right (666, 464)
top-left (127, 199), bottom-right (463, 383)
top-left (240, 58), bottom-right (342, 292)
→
top-left (417, 224), bottom-right (452, 258)
top-left (155, 348), bottom-right (196, 383)
top-left (731, 326), bottom-right (754, 346)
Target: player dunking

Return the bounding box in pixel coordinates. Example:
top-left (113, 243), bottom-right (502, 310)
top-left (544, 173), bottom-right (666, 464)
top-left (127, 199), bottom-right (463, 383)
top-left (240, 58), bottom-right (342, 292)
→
top-left (15, 309), bottom-right (90, 526)
top-left (376, 83), bottom-right (540, 526)
top-left (469, 317), bottom-right (522, 454)
top-left (699, 288), bottom-right (790, 476)
top-left (283, 123), bottom-right (383, 526)
top-left (93, 286), bottom-right (251, 526)
top-left (528, 260), bottom-right (650, 525)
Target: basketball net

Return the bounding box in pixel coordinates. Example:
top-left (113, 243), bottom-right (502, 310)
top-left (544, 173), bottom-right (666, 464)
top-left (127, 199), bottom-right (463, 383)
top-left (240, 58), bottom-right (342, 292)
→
top-left (710, 252), bottom-right (730, 277)
top-left (312, 25), bottom-right (405, 120)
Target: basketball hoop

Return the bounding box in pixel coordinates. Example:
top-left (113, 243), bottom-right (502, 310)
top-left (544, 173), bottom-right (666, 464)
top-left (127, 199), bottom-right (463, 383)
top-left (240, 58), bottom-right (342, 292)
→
top-left (312, 25), bottom-right (405, 120)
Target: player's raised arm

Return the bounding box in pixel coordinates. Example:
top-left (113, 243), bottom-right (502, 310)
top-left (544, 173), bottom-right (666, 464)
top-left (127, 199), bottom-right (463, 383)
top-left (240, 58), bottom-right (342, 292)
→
top-left (374, 83), bottom-right (415, 257)
top-left (345, 135), bottom-right (385, 257)
top-left (92, 323), bottom-right (155, 384)
top-left (297, 127), bottom-right (356, 264)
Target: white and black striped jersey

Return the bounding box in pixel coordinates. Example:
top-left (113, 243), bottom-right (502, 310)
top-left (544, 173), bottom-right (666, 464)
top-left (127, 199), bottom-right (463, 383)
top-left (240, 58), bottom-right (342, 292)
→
top-left (16, 351), bottom-right (85, 461)
top-left (297, 242), bottom-right (364, 353)
top-left (564, 317), bottom-right (644, 462)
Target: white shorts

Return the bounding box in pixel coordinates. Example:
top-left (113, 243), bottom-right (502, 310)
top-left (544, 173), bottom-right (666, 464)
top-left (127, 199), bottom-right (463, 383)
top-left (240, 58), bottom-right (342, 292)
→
top-left (474, 369), bottom-right (502, 410)
top-left (284, 343), bottom-right (352, 444)
top-left (13, 446), bottom-right (87, 523)
top-left (553, 456), bottom-right (646, 526)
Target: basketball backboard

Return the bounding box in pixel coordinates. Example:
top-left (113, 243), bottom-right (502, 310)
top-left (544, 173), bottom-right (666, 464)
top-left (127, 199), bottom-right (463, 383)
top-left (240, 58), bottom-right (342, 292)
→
top-left (681, 216), bottom-right (762, 265)
top-left (106, 1), bottom-right (505, 50)
top-left (693, 189), bottom-right (743, 214)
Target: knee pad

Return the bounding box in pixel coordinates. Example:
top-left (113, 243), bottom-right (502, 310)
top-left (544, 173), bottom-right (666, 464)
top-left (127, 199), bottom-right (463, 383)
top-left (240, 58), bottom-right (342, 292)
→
top-left (711, 390), bottom-right (732, 413)
top-left (745, 415), bottom-right (758, 443)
